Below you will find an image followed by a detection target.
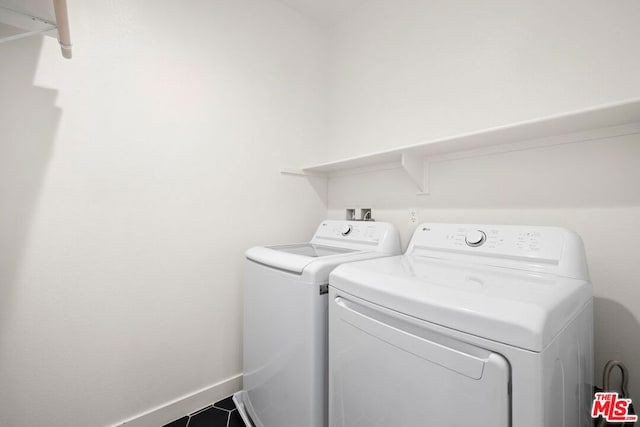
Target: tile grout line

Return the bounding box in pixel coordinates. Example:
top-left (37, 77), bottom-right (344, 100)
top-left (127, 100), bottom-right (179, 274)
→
top-left (190, 405), bottom-right (214, 416)
top-left (166, 397), bottom-right (242, 427)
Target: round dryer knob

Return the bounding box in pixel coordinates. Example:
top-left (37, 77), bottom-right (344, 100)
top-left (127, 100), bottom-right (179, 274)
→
top-left (465, 230), bottom-right (486, 247)
top-left (341, 224), bottom-right (353, 236)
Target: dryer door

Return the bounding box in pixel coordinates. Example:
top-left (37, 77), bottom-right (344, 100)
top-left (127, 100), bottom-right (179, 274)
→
top-left (329, 291), bottom-right (511, 427)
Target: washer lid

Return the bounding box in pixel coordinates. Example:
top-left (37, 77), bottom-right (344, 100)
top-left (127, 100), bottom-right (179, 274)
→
top-left (269, 243), bottom-right (356, 258)
top-left (245, 220), bottom-right (402, 276)
top-left (246, 244), bottom-right (360, 274)
top-left (329, 255), bottom-right (592, 352)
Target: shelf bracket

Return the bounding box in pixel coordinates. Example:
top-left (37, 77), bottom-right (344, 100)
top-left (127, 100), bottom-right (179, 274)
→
top-left (401, 153), bottom-right (429, 195)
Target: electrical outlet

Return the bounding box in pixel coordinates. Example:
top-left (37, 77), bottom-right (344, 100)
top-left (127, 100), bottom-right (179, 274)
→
top-left (409, 209), bottom-right (419, 224)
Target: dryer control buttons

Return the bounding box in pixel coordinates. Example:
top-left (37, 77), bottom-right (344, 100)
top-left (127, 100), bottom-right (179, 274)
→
top-left (341, 225), bottom-right (353, 236)
top-left (465, 230), bottom-right (486, 247)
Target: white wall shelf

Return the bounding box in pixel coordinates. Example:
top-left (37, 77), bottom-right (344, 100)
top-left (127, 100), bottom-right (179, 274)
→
top-left (0, 0), bottom-right (72, 58)
top-left (283, 98), bottom-right (640, 194)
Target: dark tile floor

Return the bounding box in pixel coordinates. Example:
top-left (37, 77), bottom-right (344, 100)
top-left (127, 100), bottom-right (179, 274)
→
top-left (162, 396), bottom-right (246, 427)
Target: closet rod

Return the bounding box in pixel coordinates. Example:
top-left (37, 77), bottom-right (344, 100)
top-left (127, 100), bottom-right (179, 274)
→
top-left (52, 0), bottom-right (71, 58)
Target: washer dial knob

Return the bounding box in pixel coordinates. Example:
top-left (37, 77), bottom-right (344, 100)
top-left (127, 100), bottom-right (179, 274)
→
top-left (465, 230), bottom-right (486, 247)
top-left (341, 225), bottom-right (353, 236)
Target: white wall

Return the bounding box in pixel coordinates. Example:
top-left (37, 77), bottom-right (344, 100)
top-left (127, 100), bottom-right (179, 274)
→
top-left (326, 0), bottom-right (640, 159)
top-left (0, 1), bottom-right (327, 426)
top-left (323, 0), bottom-right (640, 401)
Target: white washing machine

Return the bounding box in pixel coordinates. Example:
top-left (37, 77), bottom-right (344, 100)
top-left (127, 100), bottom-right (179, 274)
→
top-left (234, 220), bottom-right (401, 427)
top-left (329, 223), bottom-right (593, 427)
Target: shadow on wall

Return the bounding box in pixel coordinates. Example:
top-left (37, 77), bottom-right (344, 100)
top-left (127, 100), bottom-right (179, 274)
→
top-left (0, 37), bottom-right (61, 336)
top-left (594, 297), bottom-right (640, 401)
top-left (326, 135), bottom-right (640, 210)
top-left (283, 173), bottom-right (328, 204)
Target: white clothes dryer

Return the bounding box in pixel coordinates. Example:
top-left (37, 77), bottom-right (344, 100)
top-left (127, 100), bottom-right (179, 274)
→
top-left (329, 223), bottom-right (593, 427)
top-left (234, 220), bottom-right (401, 427)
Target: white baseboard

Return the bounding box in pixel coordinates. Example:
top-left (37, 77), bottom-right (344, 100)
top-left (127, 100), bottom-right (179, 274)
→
top-left (112, 374), bottom-right (243, 427)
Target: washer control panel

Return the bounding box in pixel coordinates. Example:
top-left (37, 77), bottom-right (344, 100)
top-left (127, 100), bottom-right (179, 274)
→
top-left (309, 220), bottom-right (401, 254)
top-left (311, 221), bottom-right (402, 254)
top-left (315, 221), bottom-right (383, 243)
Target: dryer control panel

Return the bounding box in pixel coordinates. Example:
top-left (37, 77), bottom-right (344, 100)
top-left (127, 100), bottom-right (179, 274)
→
top-left (407, 223), bottom-right (589, 279)
top-left (429, 225), bottom-right (552, 255)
